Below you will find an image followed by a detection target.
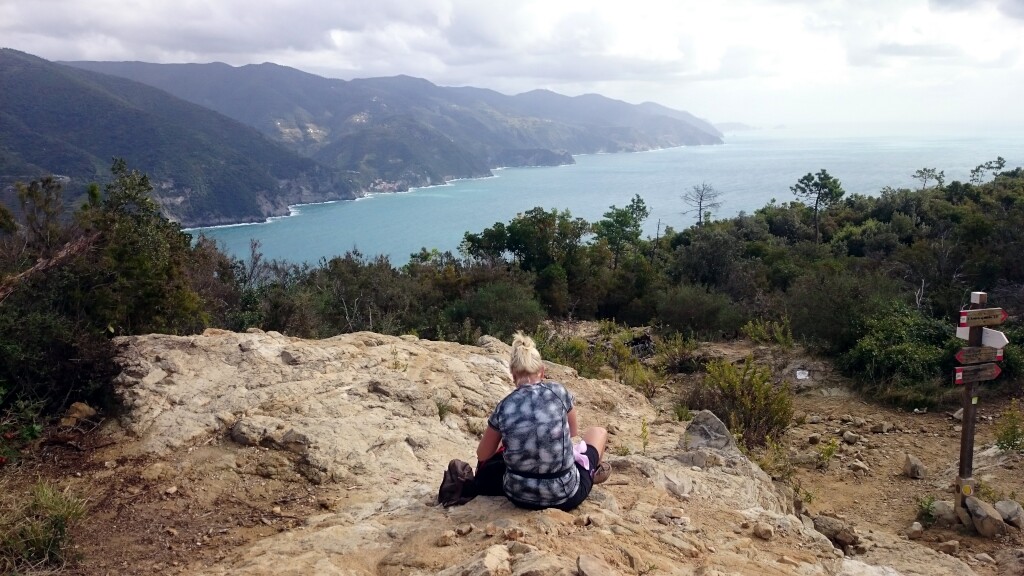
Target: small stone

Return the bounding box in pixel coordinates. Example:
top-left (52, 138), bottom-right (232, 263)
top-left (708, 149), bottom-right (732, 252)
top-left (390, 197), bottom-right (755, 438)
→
top-left (849, 460), bottom-right (870, 473)
top-left (436, 530), bottom-right (457, 547)
top-left (903, 454), bottom-right (927, 479)
top-left (808, 415), bottom-right (823, 424)
top-left (842, 431), bottom-right (861, 445)
top-left (853, 417), bottom-right (866, 427)
top-left (165, 527), bottom-right (178, 537)
top-left (778, 556), bottom-right (801, 567)
top-left (931, 500), bottom-right (957, 527)
top-left (658, 534), bottom-right (700, 557)
top-left (502, 527), bottom-right (526, 541)
top-left (165, 486), bottom-right (178, 495)
top-left (271, 506), bottom-right (281, 515)
top-left (808, 433), bottom-right (821, 445)
top-left (974, 553), bottom-right (995, 564)
top-left (840, 414), bottom-right (854, 423)
top-left (870, 422), bottom-right (893, 433)
top-left (506, 541), bottom-right (534, 555)
top-left (577, 554), bottom-right (617, 575)
top-left (938, 540), bottom-right (959, 555)
top-left (952, 408), bottom-right (964, 422)
top-left (455, 523), bottom-right (474, 536)
top-left (906, 522), bottom-right (923, 540)
top-left (753, 522), bottom-right (775, 540)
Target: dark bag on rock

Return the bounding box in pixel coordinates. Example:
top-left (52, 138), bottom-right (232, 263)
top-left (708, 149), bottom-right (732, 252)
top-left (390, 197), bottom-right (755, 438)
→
top-left (437, 459), bottom-right (478, 507)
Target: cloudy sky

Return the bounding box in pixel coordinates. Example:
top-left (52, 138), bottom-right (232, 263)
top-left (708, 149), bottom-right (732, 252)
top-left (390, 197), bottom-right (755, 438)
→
top-left (3, 0), bottom-right (1024, 128)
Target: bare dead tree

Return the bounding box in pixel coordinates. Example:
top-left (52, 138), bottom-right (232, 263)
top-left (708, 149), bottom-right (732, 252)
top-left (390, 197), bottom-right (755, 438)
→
top-left (681, 182), bottom-right (723, 227)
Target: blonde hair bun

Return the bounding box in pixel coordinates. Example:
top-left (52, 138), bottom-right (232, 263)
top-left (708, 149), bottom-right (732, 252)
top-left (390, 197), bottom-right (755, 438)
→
top-left (510, 331), bottom-right (544, 378)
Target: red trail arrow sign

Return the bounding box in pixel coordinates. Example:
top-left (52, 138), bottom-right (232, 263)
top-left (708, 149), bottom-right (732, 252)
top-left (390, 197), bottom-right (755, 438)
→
top-left (955, 346), bottom-right (1003, 364)
top-left (959, 308), bottom-right (1008, 327)
top-left (953, 363), bottom-right (1002, 385)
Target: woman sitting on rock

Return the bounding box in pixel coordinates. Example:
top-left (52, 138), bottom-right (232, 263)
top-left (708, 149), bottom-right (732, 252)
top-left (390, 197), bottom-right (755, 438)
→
top-left (475, 332), bottom-right (610, 510)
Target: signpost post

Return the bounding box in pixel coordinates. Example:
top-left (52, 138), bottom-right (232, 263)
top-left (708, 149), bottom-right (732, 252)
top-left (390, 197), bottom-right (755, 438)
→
top-left (953, 292), bottom-right (1009, 520)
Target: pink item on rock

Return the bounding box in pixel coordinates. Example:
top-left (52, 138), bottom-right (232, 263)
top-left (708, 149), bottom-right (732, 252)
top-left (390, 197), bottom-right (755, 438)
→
top-left (573, 440), bottom-right (591, 471)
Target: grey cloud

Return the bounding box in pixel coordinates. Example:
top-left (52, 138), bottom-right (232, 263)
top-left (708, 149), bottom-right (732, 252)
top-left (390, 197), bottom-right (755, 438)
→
top-left (875, 43), bottom-right (963, 58)
top-left (929, 0), bottom-right (985, 10)
top-left (1000, 0), bottom-right (1024, 19)
top-left (930, 0), bottom-right (1024, 19)
top-left (2, 0), bottom-right (454, 62)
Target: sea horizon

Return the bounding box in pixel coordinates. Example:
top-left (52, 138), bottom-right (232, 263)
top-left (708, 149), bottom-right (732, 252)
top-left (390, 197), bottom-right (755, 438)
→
top-left (192, 126), bottom-right (1024, 265)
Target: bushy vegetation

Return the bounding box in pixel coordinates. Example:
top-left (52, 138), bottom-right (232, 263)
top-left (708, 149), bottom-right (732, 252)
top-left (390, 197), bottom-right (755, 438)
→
top-left (688, 356), bottom-right (793, 449)
top-left (2, 157), bottom-right (1023, 427)
top-left (741, 317), bottom-right (794, 348)
top-left (840, 302), bottom-right (957, 407)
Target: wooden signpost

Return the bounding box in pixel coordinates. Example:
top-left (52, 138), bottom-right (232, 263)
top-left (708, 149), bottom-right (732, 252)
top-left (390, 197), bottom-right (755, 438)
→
top-left (953, 363), bottom-right (1001, 385)
top-left (954, 346), bottom-right (1003, 365)
top-left (958, 308), bottom-right (1009, 327)
top-left (953, 292), bottom-right (1009, 517)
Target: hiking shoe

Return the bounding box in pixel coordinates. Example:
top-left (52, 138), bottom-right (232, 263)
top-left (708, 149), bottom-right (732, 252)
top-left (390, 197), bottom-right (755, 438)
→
top-left (592, 461), bottom-right (612, 485)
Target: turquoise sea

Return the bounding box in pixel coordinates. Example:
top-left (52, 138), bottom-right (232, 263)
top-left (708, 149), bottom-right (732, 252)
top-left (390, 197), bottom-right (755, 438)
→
top-left (192, 125), bottom-right (1024, 265)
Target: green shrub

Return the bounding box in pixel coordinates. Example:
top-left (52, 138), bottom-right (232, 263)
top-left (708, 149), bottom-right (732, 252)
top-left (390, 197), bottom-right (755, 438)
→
top-left (816, 438), bottom-right (839, 469)
top-left (786, 265), bottom-right (900, 354)
top-left (673, 403), bottom-right (692, 422)
top-left (756, 436), bottom-right (794, 481)
top-left (996, 399), bottom-right (1024, 452)
top-left (447, 281), bottom-right (545, 342)
top-left (531, 326), bottom-right (608, 378)
top-left (655, 284), bottom-right (746, 339)
top-left (0, 481), bottom-right (86, 572)
top-left (640, 417), bottom-right (650, 455)
top-left (916, 495), bottom-right (937, 526)
top-left (687, 356), bottom-right (793, 449)
top-left (741, 317), bottom-right (794, 348)
top-left (653, 333), bottom-right (700, 374)
top-left (621, 361), bottom-right (657, 399)
top-left (839, 302), bottom-right (951, 407)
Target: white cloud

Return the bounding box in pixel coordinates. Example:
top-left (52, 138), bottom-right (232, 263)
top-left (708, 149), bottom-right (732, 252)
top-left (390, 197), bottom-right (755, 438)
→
top-left (2, 0), bottom-right (1023, 126)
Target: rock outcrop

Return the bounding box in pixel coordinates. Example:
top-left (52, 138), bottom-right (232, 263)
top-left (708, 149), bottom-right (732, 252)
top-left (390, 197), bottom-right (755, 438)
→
top-left (104, 329), bottom-right (979, 575)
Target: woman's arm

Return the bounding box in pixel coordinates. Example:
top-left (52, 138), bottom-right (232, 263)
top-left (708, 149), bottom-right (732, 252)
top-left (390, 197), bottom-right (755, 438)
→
top-left (567, 407), bottom-right (578, 437)
top-left (476, 426), bottom-right (503, 461)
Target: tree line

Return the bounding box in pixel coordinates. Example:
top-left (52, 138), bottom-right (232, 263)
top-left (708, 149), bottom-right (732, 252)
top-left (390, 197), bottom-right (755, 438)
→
top-left (1, 157), bottom-right (1022, 421)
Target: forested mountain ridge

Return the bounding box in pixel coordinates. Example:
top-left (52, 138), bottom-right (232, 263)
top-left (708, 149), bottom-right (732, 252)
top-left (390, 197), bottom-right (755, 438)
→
top-left (64, 60), bottom-right (722, 178)
top-left (0, 49), bottom-right (358, 227)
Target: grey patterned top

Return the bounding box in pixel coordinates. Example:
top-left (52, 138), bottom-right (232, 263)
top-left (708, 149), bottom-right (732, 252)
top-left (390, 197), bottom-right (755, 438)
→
top-left (487, 381), bottom-right (579, 506)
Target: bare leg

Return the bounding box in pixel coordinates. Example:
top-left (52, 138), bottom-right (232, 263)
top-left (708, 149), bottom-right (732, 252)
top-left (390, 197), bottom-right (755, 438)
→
top-left (582, 426), bottom-right (608, 459)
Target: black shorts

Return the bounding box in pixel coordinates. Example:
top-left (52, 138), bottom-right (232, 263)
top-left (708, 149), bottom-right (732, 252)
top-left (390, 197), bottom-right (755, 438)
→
top-left (506, 445), bottom-right (600, 512)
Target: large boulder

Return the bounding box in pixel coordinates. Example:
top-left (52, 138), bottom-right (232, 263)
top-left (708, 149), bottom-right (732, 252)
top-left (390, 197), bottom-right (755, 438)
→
top-left (995, 500), bottom-right (1024, 529)
top-left (965, 497), bottom-right (1007, 537)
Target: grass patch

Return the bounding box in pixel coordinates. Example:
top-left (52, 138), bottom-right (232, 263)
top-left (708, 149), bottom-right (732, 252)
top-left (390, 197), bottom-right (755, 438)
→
top-left (1, 480), bottom-right (86, 573)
